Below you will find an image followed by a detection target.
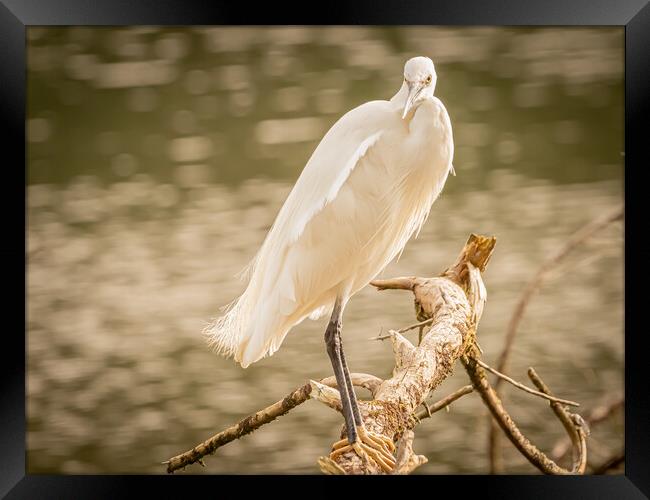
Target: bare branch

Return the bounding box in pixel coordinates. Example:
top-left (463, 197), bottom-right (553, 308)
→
top-left (370, 277), bottom-right (417, 291)
top-left (167, 232), bottom-right (590, 476)
top-left (165, 372), bottom-right (381, 473)
top-left (392, 430), bottom-right (428, 474)
top-left (414, 385), bottom-right (474, 421)
top-left (528, 367), bottom-right (587, 474)
top-left (441, 233), bottom-right (498, 286)
top-left (324, 234), bottom-right (496, 474)
top-left (165, 382), bottom-right (313, 473)
top-left (489, 205), bottom-right (622, 473)
top-left (552, 393), bottom-right (623, 461)
top-left (388, 330), bottom-right (417, 369)
top-left (462, 352), bottom-right (587, 474)
top-left (398, 318), bottom-right (434, 334)
top-left (476, 358), bottom-right (580, 407)
top-left (370, 322), bottom-right (432, 342)
top-left (310, 380), bottom-right (342, 410)
top-left (319, 372), bottom-right (384, 399)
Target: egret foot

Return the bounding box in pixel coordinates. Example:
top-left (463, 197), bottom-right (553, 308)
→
top-left (329, 427), bottom-right (396, 473)
top-left (332, 427), bottom-right (395, 454)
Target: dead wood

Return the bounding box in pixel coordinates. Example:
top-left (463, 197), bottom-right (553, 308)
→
top-left (166, 233), bottom-right (588, 475)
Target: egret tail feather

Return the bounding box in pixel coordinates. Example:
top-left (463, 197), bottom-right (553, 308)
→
top-left (203, 290), bottom-right (254, 362)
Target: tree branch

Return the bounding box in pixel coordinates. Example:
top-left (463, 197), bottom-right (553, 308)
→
top-left (414, 385), bottom-right (474, 421)
top-left (166, 232), bottom-right (590, 475)
top-left (551, 393), bottom-right (623, 461)
top-left (475, 358), bottom-right (579, 407)
top-left (370, 276), bottom-right (416, 291)
top-left (310, 380), bottom-right (342, 411)
top-left (317, 233), bottom-right (496, 474)
top-left (462, 352), bottom-right (587, 474)
top-left (164, 381), bottom-right (312, 473)
top-left (165, 372), bottom-right (381, 473)
top-left (528, 367), bottom-right (588, 474)
top-left (392, 430), bottom-right (428, 474)
top-left (489, 205), bottom-right (622, 473)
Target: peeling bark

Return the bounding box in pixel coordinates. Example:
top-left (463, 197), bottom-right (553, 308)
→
top-left (317, 234), bottom-right (496, 474)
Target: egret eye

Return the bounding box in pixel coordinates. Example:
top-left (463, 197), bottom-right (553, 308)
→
top-left (426, 75), bottom-right (432, 84)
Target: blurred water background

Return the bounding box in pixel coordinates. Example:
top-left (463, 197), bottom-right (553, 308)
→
top-left (27, 27), bottom-right (624, 474)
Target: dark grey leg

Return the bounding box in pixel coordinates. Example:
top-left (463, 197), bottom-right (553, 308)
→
top-left (324, 298), bottom-right (358, 444)
top-left (339, 339), bottom-right (364, 426)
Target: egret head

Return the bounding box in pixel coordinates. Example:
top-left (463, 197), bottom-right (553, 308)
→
top-left (402, 56), bottom-right (437, 119)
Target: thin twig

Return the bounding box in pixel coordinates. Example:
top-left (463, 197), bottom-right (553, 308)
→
top-left (370, 332), bottom-right (394, 341)
top-left (369, 319), bottom-right (434, 341)
top-left (475, 358), bottom-right (580, 407)
top-left (414, 385), bottom-right (474, 421)
top-left (398, 318), bottom-right (434, 334)
top-left (552, 394), bottom-right (623, 461)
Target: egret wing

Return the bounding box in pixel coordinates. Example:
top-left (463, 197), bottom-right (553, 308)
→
top-left (206, 100), bottom-right (393, 367)
top-left (246, 100), bottom-right (390, 280)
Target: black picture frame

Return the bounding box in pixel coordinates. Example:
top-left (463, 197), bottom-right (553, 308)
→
top-left (6, 0), bottom-right (649, 498)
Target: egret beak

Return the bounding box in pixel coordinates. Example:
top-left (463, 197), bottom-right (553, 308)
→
top-left (402, 81), bottom-right (424, 119)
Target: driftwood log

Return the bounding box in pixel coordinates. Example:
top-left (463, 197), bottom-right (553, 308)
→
top-left (165, 234), bottom-right (588, 475)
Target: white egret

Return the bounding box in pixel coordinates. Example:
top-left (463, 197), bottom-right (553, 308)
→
top-left (205, 56), bottom-right (455, 471)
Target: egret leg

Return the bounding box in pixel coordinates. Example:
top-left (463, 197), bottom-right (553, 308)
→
top-left (325, 298), bottom-right (396, 472)
top-left (338, 336), bottom-right (363, 426)
top-left (323, 299), bottom-right (358, 444)
top-left (338, 345), bottom-right (395, 453)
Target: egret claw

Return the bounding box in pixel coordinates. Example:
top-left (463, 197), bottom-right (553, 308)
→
top-left (330, 443), bottom-right (353, 460)
top-left (352, 442), bottom-right (370, 464)
top-left (331, 437), bottom-right (351, 451)
top-left (361, 429), bottom-right (395, 453)
top-left (329, 427), bottom-right (396, 473)
top-left (360, 442), bottom-right (395, 472)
